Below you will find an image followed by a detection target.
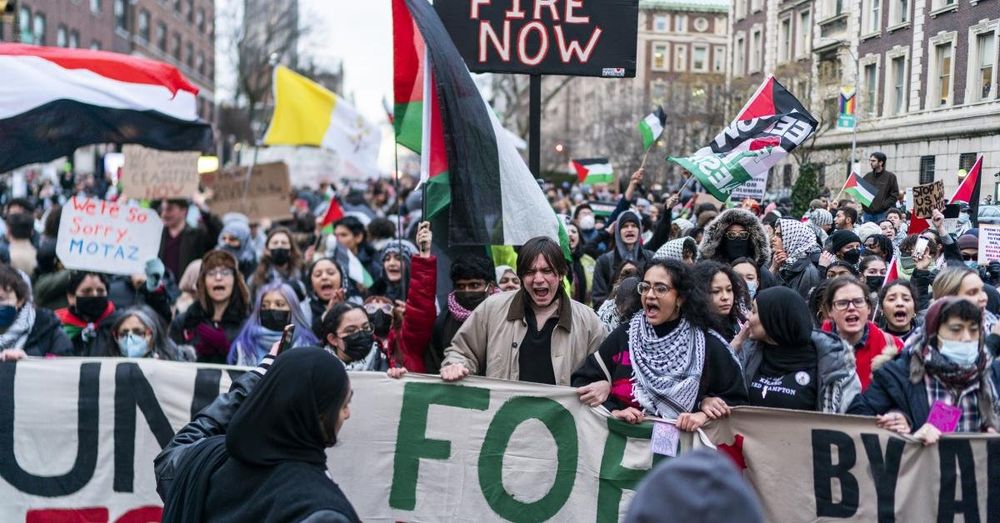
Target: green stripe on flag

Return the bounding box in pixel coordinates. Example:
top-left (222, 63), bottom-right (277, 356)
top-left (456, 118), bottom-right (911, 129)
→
top-left (583, 173), bottom-right (615, 185)
top-left (424, 171), bottom-right (451, 219)
top-left (394, 102), bottom-right (423, 153)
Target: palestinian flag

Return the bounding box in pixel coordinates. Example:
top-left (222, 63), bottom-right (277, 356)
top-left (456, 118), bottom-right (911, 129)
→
top-left (951, 155), bottom-right (983, 225)
top-left (333, 244), bottom-right (374, 288)
top-left (319, 198), bottom-right (344, 235)
top-left (571, 158), bottom-right (614, 185)
top-left (638, 106), bottom-right (667, 150)
top-left (841, 172), bottom-right (876, 207)
top-left (883, 256), bottom-right (901, 285)
top-left (393, 0), bottom-right (450, 219)
top-left (395, 0), bottom-right (569, 254)
top-left (668, 76), bottom-right (817, 201)
top-left (0, 44), bottom-right (212, 173)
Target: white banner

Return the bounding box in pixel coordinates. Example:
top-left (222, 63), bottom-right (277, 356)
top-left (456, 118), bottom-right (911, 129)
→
top-left (56, 197), bottom-right (163, 275)
top-left (730, 171), bottom-right (769, 202)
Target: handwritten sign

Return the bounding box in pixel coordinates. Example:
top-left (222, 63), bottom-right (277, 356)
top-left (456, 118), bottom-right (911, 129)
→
top-left (122, 145), bottom-right (200, 200)
top-left (730, 170), bottom-right (769, 202)
top-left (202, 162), bottom-right (292, 222)
top-left (56, 196), bottom-right (163, 275)
top-left (977, 224), bottom-right (1000, 264)
top-left (912, 180), bottom-right (944, 219)
top-left (650, 421), bottom-right (679, 457)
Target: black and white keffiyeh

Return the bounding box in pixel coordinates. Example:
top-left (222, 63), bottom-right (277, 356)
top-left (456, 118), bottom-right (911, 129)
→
top-left (628, 313), bottom-right (708, 418)
top-left (0, 304), bottom-right (35, 350)
top-left (778, 219), bottom-right (820, 269)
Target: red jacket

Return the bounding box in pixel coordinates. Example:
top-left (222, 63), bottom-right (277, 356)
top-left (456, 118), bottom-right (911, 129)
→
top-left (822, 320), bottom-right (902, 390)
top-left (386, 255), bottom-right (437, 372)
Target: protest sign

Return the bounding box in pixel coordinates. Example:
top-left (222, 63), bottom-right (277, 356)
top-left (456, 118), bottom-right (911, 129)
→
top-left (202, 162), bottom-right (292, 222)
top-left (912, 180), bottom-right (945, 218)
top-left (3, 360), bottom-right (996, 522)
top-left (977, 223), bottom-right (1000, 264)
top-left (941, 203), bottom-right (961, 234)
top-left (434, 0), bottom-right (639, 78)
top-left (122, 145), bottom-right (200, 200)
top-left (56, 196), bottom-right (163, 275)
top-left (729, 170), bottom-right (769, 202)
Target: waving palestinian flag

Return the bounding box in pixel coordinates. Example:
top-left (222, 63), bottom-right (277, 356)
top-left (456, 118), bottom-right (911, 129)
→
top-left (840, 172), bottom-right (876, 207)
top-left (668, 76), bottom-right (816, 201)
top-left (0, 44), bottom-right (212, 173)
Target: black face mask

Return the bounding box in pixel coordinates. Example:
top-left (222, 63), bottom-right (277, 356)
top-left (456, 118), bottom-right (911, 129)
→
top-left (721, 238), bottom-right (750, 261)
top-left (260, 309), bottom-right (291, 331)
top-left (341, 330), bottom-right (374, 361)
top-left (73, 295), bottom-right (109, 322)
top-left (865, 275), bottom-right (884, 293)
top-left (369, 310), bottom-right (391, 338)
top-left (841, 248), bottom-right (861, 265)
top-left (455, 291), bottom-right (489, 311)
top-left (270, 248), bottom-right (291, 266)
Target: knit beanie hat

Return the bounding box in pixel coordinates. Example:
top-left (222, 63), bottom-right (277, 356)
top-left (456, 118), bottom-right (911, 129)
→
top-left (808, 208), bottom-right (833, 228)
top-left (829, 230), bottom-right (862, 253)
top-left (958, 234), bottom-right (979, 251)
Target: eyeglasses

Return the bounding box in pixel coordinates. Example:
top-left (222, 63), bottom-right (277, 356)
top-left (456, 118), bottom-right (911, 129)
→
top-left (206, 268), bottom-right (234, 279)
top-left (117, 328), bottom-right (148, 338)
top-left (962, 254), bottom-right (977, 261)
top-left (339, 325), bottom-right (373, 337)
top-left (725, 231), bottom-right (750, 240)
top-left (637, 282), bottom-right (674, 297)
top-left (832, 298), bottom-right (867, 311)
top-left (364, 303), bottom-right (393, 314)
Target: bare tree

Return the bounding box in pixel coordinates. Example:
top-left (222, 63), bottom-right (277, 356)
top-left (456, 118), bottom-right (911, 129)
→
top-left (491, 74), bottom-right (575, 138)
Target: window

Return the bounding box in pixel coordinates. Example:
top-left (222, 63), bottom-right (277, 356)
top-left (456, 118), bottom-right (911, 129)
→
top-left (959, 153), bottom-right (978, 172)
top-left (651, 81), bottom-right (667, 104)
top-left (735, 36), bottom-right (746, 75)
top-left (693, 17), bottom-right (708, 32)
top-left (674, 15), bottom-right (687, 33)
top-left (890, 0), bottom-right (909, 25)
top-left (675, 44), bottom-right (687, 71)
top-left (715, 16), bottom-right (726, 35)
top-left (797, 10), bottom-right (811, 58)
top-left (138, 10), bottom-right (150, 41)
top-left (750, 29), bottom-right (762, 72)
top-left (18, 7), bottom-right (31, 44)
top-left (185, 41), bottom-right (194, 68)
top-left (197, 52), bottom-right (205, 75)
top-left (32, 12), bottom-right (45, 45)
top-left (935, 43), bottom-right (953, 106)
top-left (90, 40), bottom-right (101, 50)
top-left (57, 25), bottom-right (67, 47)
top-left (114, 0), bottom-right (126, 30)
top-left (172, 33), bottom-right (182, 59)
top-left (90, 0), bottom-right (101, 14)
top-left (863, 62), bottom-right (878, 115)
top-left (713, 45), bottom-right (726, 72)
top-left (69, 30), bottom-right (80, 48)
top-left (197, 8), bottom-right (206, 32)
top-left (817, 165), bottom-right (827, 188)
top-left (174, 0), bottom-right (182, 13)
top-left (975, 32), bottom-right (995, 101)
top-left (156, 21), bottom-right (167, 51)
top-left (186, 0), bottom-right (194, 23)
top-left (652, 42), bottom-right (669, 70)
top-left (865, 0), bottom-right (880, 34)
top-left (692, 44), bottom-right (708, 72)
top-left (751, 0), bottom-right (762, 12)
top-left (736, 0), bottom-right (747, 18)
top-left (888, 55), bottom-right (907, 115)
top-left (778, 17), bottom-right (792, 63)
top-left (654, 15), bottom-right (668, 32)
top-left (919, 156), bottom-right (935, 184)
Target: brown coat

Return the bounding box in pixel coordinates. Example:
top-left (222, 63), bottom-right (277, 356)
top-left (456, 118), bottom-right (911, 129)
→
top-left (443, 289), bottom-right (607, 385)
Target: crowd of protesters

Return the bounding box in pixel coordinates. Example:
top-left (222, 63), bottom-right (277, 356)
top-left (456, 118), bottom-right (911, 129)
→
top-left (3, 151), bottom-right (999, 451)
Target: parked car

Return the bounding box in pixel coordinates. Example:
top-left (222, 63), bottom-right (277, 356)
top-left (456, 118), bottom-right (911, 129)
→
top-left (978, 205), bottom-right (1000, 224)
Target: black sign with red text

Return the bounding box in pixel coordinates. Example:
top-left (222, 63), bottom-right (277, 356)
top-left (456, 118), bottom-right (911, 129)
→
top-left (434, 0), bottom-right (638, 77)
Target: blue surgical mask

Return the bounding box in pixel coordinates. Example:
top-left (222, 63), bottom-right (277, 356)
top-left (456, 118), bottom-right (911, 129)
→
top-left (0, 304), bottom-right (17, 329)
top-left (746, 280), bottom-right (758, 299)
top-left (938, 339), bottom-right (980, 366)
top-left (118, 333), bottom-right (149, 358)
top-left (965, 260), bottom-right (979, 270)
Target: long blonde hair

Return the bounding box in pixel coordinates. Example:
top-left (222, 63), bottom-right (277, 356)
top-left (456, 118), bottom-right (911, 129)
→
top-left (931, 267), bottom-right (978, 300)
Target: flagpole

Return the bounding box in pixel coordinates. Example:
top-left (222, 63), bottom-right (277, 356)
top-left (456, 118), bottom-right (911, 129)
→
top-left (639, 147), bottom-right (651, 170)
top-left (393, 140), bottom-right (408, 302)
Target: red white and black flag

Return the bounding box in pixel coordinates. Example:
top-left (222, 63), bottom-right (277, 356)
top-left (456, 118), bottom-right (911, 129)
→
top-left (0, 44), bottom-right (212, 173)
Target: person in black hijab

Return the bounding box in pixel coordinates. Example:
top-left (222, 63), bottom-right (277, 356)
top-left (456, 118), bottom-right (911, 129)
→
top-left (155, 347), bottom-right (358, 522)
top-left (702, 287), bottom-right (861, 417)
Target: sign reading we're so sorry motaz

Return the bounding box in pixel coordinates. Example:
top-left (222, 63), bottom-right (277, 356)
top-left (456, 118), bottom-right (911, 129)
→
top-left (434, 0), bottom-right (639, 77)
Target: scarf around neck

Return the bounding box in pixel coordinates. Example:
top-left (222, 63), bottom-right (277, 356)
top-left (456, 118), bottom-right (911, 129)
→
top-left (0, 304), bottom-right (35, 350)
top-left (628, 314), bottom-right (710, 418)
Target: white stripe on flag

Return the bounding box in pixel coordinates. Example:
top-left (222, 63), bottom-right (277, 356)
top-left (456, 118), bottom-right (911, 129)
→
top-left (0, 55), bottom-right (198, 120)
top-left (580, 162), bottom-right (613, 176)
top-left (643, 113), bottom-right (664, 138)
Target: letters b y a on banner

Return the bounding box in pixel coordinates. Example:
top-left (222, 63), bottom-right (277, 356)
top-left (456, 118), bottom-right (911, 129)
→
top-left (434, 0), bottom-right (639, 77)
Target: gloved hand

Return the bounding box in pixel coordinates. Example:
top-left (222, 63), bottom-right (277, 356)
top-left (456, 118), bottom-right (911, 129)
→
top-left (988, 261), bottom-right (1000, 285)
top-left (144, 258), bottom-right (165, 292)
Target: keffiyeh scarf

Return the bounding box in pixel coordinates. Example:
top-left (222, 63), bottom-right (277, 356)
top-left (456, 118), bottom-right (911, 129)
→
top-left (0, 304), bottom-right (35, 350)
top-left (778, 219), bottom-right (820, 269)
top-left (628, 314), bottom-right (707, 418)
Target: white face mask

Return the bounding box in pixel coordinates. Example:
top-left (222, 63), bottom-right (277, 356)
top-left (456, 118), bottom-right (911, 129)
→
top-left (746, 280), bottom-right (758, 299)
top-left (938, 339), bottom-right (980, 366)
top-left (579, 215), bottom-right (596, 231)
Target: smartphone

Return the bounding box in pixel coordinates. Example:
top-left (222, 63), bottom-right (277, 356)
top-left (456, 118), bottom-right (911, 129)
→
top-left (277, 324), bottom-right (295, 355)
top-left (914, 237), bottom-right (929, 259)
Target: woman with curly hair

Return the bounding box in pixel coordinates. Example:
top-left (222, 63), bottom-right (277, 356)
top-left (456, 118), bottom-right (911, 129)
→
top-left (691, 261), bottom-right (750, 341)
top-left (572, 259), bottom-right (748, 430)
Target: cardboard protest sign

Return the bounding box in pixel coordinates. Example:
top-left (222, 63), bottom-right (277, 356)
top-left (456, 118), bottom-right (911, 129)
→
top-left (977, 223), bottom-right (1000, 264)
top-left (122, 145), bottom-right (200, 200)
top-left (202, 162), bottom-right (292, 222)
top-left (912, 180), bottom-right (945, 218)
top-left (730, 170), bottom-right (769, 202)
top-left (56, 196), bottom-right (163, 275)
top-left (434, 0), bottom-right (639, 78)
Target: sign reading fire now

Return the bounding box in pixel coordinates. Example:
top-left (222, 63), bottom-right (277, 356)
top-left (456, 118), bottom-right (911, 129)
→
top-left (434, 0), bottom-right (638, 77)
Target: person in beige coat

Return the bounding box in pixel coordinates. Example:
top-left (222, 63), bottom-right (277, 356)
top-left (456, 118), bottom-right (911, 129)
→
top-left (441, 237), bottom-right (607, 386)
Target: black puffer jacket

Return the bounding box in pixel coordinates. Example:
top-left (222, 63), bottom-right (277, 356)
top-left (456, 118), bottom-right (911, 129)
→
top-left (22, 306), bottom-right (73, 357)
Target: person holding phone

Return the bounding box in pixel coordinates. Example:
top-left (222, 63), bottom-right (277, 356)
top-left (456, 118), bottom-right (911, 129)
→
top-left (227, 282), bottom-right (318, 366)
top-left (849, 297), bottom-right (1000, 443)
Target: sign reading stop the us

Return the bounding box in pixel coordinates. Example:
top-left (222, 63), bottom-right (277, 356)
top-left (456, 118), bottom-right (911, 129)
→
top-left (434, 0), bottom-right (638, 77)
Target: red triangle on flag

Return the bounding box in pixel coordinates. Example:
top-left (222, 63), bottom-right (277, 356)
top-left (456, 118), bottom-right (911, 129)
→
top-left (950, 156), bottom-right (982, 204)
top-left (737, 76), bottom-right (777, 121)
top-left (320, 198), bottom-right (344, 228)
top-left (570, 161), bottom-right (589, 183)
top-left (883, 257), bottom-right (900, 286)
top-left (908, 215), bottom-right (930, 234)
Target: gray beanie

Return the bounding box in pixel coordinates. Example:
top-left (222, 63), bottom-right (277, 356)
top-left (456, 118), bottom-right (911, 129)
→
top-left (809, 208), bottom-right (833, 228)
